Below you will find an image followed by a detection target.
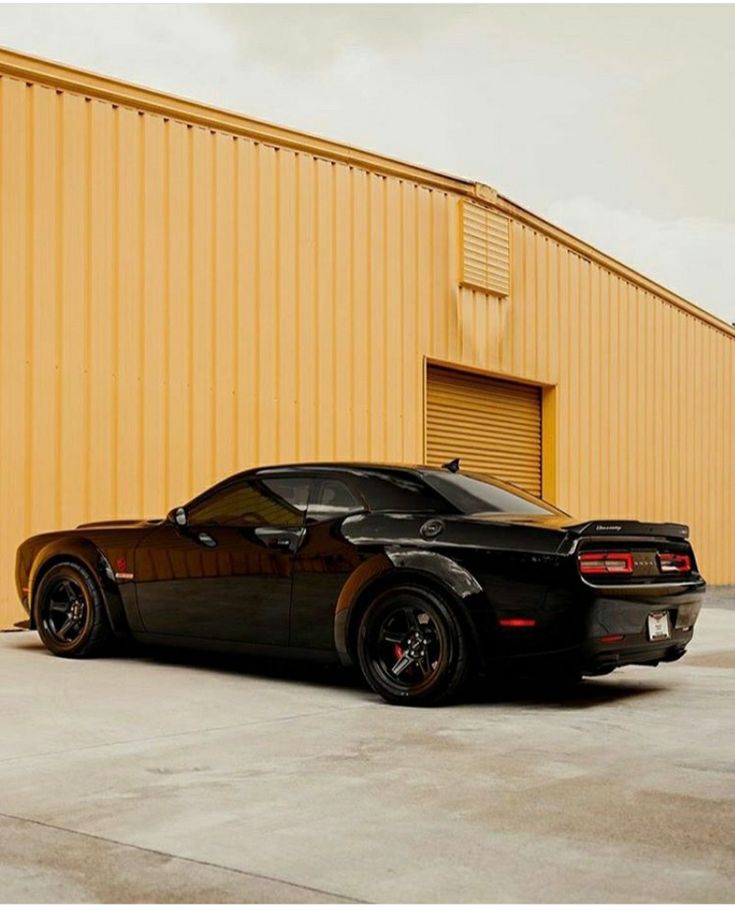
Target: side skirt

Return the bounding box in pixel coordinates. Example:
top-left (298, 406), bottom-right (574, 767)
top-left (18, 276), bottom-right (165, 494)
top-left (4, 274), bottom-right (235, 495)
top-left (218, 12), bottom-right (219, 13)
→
top-left (132, 632), bottom-right (341, 664)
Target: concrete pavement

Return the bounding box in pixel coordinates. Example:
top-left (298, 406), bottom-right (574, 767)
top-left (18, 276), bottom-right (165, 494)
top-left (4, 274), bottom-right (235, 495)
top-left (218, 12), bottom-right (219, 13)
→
top-left (1, 593), bottom-right (733, 902)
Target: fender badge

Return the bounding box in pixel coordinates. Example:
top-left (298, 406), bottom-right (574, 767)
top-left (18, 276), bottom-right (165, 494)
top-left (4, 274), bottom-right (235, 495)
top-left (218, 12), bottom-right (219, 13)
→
top-left (114, 557), bottom-right (134, 581)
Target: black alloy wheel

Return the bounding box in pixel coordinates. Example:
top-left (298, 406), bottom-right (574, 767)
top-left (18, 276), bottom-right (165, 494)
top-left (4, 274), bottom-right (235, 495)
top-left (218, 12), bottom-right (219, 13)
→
top-left (42, 577), bottom-right (89, 646)
top-left (356, 586), bottom-right (471, 706)
top-left (35, 562), bottom-right (115, 658)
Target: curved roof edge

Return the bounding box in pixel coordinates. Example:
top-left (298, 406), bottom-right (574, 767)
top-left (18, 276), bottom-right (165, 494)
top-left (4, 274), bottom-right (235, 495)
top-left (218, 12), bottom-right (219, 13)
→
top-left (0, 45), bottom-right (473, 194)
top-left (0, 45), bottom-right (732, 342)
top-left (492, 194), bottom-right (735, 342)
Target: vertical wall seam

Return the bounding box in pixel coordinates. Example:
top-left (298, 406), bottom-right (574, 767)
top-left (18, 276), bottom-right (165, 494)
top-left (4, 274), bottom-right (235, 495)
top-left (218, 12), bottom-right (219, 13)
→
top-left (110, 106), bottom-right (119, 516)
top-left (186, 125), bottom-right (194, 491)
top-left (82, 96), bottom-right (92, 519)
top-left (331, 162), bottom-right (338, 456)
top-left (138, 112), bottom-right (146, 514)
top-left (232, 137), bottom-right (239, 470)
top-left (274, 149), bottom-right (281, 462)
top-left (365, 175), bottom-right (372, 457)
top-left (253, 142), bottom-right (261, 459)
top-left (210, 133), bottom-right (218, 478)
top-left (24, 83), bottom-right (35, 534)
top-left (380, 177), bottom-right (391, 450)
top-left (399, 181), bottom-right (406, 461)
top-left (444, 195), bottom-right (452, 363)
top-left (348, 167), bottom-right (355, 457)
top-left (162, 120), bottom-right (171, 505)
top-left (428, 189), bottom-right (435, 355)
top-left (312, 155), bottom-right (319, 455)
top-left (414, 188), bottom-right (421, 462)
top-left (293, 153), bottom-right (301, 460)
top-left (53, 92), bottom-right (64, 526)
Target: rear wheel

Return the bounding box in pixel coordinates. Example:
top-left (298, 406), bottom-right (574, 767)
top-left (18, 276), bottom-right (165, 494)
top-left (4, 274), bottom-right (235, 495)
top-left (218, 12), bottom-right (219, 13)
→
top-left (34, 562), bottom-right (114, 658)
top-left (356, 586), bottom-right (471, 706)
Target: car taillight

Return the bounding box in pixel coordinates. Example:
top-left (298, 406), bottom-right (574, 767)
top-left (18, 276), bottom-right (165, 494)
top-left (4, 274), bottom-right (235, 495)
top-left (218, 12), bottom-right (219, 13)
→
top-left (658, 552), bottom-right (692, 574)
top-left (579, 552), bottom-right (634, 575)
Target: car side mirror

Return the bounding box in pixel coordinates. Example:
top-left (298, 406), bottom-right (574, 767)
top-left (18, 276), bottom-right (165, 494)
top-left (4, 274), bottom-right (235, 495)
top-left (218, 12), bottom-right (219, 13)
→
top-left (170, 506), bottom-right (187, 527)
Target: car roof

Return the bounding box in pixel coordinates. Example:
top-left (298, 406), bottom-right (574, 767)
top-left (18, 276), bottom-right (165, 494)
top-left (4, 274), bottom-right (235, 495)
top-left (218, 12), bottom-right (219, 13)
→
top-left (184, 462), bottom-right (443, 507)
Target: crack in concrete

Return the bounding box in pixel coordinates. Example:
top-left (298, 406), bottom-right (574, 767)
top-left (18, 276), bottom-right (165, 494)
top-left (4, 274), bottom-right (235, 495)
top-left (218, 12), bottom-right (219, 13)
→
top-left (0, 810), bottom-right (362, 903)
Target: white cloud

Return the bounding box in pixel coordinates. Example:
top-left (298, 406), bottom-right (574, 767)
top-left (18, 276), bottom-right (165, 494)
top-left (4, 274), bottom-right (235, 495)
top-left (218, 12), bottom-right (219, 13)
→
top-left (546, 197), bottom-right (735, 325)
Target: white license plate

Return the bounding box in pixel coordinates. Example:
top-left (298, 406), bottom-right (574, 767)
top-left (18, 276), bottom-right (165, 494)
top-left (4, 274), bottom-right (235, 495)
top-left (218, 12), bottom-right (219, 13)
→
top-left (647, 611), bottom-right (671, 641)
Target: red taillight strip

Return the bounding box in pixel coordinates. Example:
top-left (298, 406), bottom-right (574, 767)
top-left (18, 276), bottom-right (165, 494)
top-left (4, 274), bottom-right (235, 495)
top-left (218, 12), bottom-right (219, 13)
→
top-left (499, 618), bottom-right (537, 628)
top-left (658, 552), bottom-right (692, 574)
top-left (579, 552), bottom-right (634, 575)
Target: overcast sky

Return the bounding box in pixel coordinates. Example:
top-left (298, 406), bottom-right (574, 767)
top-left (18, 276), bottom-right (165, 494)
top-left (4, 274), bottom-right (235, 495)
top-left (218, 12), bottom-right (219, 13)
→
top-left (1, 3), bottom-right (734, 323)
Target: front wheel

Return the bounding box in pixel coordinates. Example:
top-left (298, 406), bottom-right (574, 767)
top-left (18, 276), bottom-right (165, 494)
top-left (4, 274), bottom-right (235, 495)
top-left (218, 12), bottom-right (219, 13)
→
top-left (34, 561), bottom-right (115, 658)
top-left (356, 586), bottom-right (471, 706)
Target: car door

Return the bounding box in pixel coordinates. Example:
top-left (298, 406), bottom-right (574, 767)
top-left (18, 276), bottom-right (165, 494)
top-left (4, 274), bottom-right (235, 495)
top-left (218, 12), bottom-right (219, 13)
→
top-left (289, 476), bottom-right (366, 652)
top-left (134, 475), bottom-right (309, 645)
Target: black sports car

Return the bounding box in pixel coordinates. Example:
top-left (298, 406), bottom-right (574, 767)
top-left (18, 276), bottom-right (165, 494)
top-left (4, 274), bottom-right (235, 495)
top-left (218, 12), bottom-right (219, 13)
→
top-left (15, 462), bottom-right (705, 705)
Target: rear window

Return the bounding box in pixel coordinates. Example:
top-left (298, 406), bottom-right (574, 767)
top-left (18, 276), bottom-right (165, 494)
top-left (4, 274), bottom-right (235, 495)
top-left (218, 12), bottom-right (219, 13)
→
top-left (424, 472), bottom-right (558, 516)
top-left (350, 470), bottom-right (449, 513)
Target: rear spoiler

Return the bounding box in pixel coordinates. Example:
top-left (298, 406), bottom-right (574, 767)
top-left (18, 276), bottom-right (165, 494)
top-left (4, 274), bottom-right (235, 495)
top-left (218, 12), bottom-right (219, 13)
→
top-left (562, 520), bottom-right (690, 541)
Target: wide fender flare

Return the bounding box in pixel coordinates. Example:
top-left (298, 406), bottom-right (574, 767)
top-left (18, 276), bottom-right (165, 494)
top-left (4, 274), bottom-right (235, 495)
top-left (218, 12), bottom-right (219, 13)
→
top-left (333, 548), bottom-right (490, 666)
top-left (28, 537), bottom-right (130, 637)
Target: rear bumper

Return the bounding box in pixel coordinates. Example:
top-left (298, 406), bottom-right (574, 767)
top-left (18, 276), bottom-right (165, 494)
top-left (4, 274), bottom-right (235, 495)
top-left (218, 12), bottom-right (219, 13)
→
top-left (494, 580), bottom-right (704, 674)
top-left (579, 585), bottom-right (700, 672)
top-left (547, 634), bottom-right (692, 676)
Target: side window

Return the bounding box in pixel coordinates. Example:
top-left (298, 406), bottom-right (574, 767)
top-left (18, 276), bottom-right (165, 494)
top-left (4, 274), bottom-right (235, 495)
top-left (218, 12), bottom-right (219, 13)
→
top-left (307, 479), bottom-right (363, 521)
top-left (188, 478), bottom-right (307, 528)
top-left (263, 477), bottom-right (310, 514)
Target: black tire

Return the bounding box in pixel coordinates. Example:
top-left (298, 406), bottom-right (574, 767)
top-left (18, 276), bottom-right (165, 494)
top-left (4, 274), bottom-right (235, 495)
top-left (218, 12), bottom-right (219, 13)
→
top-left (34, 561), bottom-right (115, 658)
top-left (356, 585), bottom-right (471, 706)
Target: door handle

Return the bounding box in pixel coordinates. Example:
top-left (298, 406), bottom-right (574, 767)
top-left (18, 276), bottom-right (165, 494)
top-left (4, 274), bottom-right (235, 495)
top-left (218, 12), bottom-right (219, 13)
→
top-left (196, 531), bottom-right (217, 548)
top-left (255, 527), bottom-right (303, 552)
top-left (273, 537), bottom-right (296, 552)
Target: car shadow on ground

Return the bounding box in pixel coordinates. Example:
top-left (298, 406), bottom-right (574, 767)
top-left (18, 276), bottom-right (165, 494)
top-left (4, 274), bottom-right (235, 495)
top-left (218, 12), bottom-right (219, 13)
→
top-left (467, 674), bottom-right (668, 709)
top-left (9, 630), bottom-right (668, 709)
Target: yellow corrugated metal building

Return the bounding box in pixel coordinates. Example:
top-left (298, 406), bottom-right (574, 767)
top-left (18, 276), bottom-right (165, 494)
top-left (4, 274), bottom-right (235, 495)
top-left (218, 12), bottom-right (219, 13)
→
top-left (1, 47), bottom-right (733, 628)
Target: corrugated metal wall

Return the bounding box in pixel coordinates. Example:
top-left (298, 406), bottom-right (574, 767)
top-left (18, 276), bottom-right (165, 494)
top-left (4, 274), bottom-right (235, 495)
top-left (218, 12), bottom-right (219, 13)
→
top-left (0, 59), bottom-right (733, 628)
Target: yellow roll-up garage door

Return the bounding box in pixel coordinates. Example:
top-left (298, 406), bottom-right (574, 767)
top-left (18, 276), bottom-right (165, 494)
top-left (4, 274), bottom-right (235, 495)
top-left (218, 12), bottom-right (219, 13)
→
top-left (425, 365), bottom-right (542, 497)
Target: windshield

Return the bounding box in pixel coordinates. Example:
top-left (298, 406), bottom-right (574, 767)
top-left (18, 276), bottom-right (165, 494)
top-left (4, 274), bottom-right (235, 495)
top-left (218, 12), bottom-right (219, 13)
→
top-left (424, 471), bottom-right (561, 516)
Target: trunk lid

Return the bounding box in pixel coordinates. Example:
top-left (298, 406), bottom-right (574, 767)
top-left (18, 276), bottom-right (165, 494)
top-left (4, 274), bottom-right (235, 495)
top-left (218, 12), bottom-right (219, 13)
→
top-left (562, 519), bottom-right (698, 583)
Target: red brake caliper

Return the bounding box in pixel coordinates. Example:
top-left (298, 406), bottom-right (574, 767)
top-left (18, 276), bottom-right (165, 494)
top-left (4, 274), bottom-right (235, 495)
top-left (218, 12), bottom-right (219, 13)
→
top-left (393, 644), bottom-right (404, 661)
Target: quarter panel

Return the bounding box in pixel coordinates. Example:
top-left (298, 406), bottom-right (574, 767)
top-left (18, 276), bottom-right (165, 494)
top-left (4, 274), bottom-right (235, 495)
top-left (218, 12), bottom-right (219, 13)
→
top-left (23, 532), bottom-right (140, 635)
top-left (330, 512), bottom-right (566, 663)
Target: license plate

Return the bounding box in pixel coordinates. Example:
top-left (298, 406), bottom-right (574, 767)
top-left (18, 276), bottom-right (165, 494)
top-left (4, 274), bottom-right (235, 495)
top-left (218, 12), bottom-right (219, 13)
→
top-left (647, 611), bottom-right (670, 641)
